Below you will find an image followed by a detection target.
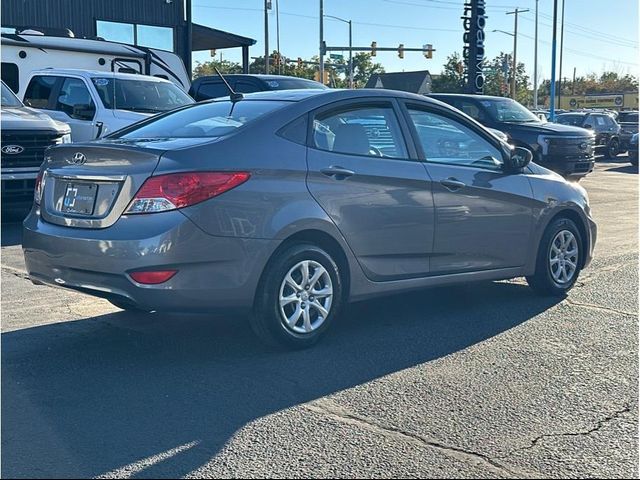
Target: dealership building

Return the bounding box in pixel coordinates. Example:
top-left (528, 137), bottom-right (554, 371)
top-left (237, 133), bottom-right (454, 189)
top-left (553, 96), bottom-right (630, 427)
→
top-left (1, 0), bottom-right (256, 76)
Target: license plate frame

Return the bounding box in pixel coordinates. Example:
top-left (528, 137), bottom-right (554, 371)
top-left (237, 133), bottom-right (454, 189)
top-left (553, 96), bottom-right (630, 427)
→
top-left (61, 182), bottom-right (98, 215)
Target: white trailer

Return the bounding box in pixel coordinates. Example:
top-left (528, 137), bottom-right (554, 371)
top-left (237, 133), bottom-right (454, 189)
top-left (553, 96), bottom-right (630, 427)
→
top-left (1, 32), bottom-right (190, 97)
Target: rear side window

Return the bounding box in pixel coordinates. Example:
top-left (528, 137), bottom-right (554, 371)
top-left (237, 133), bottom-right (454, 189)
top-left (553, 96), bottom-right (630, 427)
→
top-left (595, 116), bottom-right (606, 126)
top-left (556, 115), bottom-right (585, 127)
top-left (195, 81), bottom-right (230, 101)
top-left (312, 105), bottom-right (408, 159)
top-left (116, 100), bottom-right (290, 139)
top-left (278, 115), bottom-right (308, 145)
top-left (1, 63), bottom-right (19, 93)
top-left (24, 75), bottom-right (58, 109)
top-left (234, 81), bottom-right (261, 94)
top-left (55, 77), bottom-right (96, 120)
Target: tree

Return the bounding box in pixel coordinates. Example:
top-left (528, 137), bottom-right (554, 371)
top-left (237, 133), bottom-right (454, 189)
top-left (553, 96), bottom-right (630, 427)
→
top-left (483, 52), bottom-right (530, 105)
top-left (431, 52), bottom-right (465, 93)
top-left (351, 52), bottom-right (385, 88)
top-left (193, 59), bottom-right (242, 78)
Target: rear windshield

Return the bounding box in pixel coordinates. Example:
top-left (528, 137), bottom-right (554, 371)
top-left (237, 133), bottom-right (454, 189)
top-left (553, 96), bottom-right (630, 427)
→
top-left (92, 77), bottom-right (193, 114)
top-left (115, 100), bottom-right (290, 139)
top-left (618, 112), bottom-right (638, 123)
top-left (265, 78), bottom-right (327, 90)
top-left (556, 114), bottom-right (586, 126)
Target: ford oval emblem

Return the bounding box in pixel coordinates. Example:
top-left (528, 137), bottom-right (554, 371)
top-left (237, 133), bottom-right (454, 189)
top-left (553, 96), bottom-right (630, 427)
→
top-left (70, 152), bottom-right (87, 165)
top-left (579, 142), bottom-right (588, 151)
top-left (2, 145), bottom-right (24, 155)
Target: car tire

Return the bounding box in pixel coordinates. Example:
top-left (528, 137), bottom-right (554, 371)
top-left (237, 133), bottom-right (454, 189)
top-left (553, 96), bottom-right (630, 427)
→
top-left (607, 138), bottom-right (620, 158)
top-left (250, 243), bottom-right (343, 349)
top-left (630, 154), bottom-right (638, 166)
top-left (526, 217), bottom-right (583, 296)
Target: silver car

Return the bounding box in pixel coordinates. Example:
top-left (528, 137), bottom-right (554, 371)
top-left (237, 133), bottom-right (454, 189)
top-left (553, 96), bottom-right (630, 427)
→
top-left (23, 89), bottom-right (597, 349)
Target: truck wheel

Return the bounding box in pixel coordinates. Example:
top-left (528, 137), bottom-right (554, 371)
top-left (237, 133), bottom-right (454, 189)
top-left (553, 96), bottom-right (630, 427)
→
top-left (607, 138), bottom-right (620, 158)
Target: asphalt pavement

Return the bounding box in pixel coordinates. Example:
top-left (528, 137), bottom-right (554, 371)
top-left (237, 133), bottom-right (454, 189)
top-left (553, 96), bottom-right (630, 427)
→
top-left (1, 156), bottom-right (637, 478)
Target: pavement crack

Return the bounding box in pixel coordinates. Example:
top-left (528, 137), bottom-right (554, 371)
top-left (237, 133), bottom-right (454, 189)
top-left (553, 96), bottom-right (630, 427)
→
top-left (563, 298), bottom-right (637, 317)
top-left (498, 404), bottom-right (632, 459)
top-left (306, 399), bottom-right (540, 478)
top-left (1, 265), bottom-right (30, 281)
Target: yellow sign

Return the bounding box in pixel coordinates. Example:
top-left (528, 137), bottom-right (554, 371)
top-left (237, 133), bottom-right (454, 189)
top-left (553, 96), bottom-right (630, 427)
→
top-left (559, 93), bottom-right (638, 110)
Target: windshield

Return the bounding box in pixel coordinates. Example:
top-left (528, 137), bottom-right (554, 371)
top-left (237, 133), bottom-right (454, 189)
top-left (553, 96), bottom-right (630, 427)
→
top-left (91, 77), bottom-right (194, 113)
top-left (482, 98), bottom-right (542, 123)
top-left (264, 78), bottom-right (327, 90)
top-left (618, 112), bottom-right (638, 123)
top-left (115, 100), bottom-right (290, 139)
top-left (1, 82), bottom-right (23, 107)
top-left (556, 114), bottom-right (586, 127)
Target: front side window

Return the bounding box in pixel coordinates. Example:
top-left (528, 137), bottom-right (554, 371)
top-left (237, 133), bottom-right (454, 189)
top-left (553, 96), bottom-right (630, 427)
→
top-left (556, 115), bottom-right (586, 127)
top-left (56, 77), bottom-right (96, 120)
top-left (114, 100), bottom-right (290, 139)
top-left (195, 82), bottom-right (231, 101)
top-left (312, 105), bottom-right (408, 159)
top-left (407, 108), bottom-right (503, 170)
top-left (458, 100), bottom-right (488, 122)
top-left (1, 81), bottom-right (23, 107)
top-left (24, 75), bottom-right (58, 109)
top-left (92, 77), bottom-right (193, 114)
top-left (595, 115), bottom-right (606, 127)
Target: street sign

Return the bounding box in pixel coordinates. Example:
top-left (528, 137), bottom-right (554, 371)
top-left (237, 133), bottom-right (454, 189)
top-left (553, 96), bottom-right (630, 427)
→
top-left (330, 54), bottom-right (344, 61)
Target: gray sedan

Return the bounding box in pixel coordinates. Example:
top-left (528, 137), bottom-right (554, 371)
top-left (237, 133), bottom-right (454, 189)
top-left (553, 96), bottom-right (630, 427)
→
top-left (23, 89), bottom-right (597, 349)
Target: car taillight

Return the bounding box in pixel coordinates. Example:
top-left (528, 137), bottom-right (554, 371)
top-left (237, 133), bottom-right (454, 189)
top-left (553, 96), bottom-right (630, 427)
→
top-left (34, 171), bottom-right (44, 205)
top-left (125, 171), bottom-right (250, 214)
top-left (129, 270), bottom-right (178, 285)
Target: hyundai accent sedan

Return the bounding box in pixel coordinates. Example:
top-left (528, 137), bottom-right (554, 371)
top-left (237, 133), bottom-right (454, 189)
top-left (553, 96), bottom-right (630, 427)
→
top-left (23, 89), bottom-right (597, 349)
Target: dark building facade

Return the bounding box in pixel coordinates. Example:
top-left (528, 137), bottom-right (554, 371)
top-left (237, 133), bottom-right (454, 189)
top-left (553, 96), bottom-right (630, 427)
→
top-left (1, 0), bottom-right (255, 76)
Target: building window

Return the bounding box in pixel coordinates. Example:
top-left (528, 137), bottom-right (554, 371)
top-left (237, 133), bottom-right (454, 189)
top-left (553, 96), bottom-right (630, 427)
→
top-left (96, 20), bottom-right (134, 45)
top-left (96, 20), bottom-right (174, 52)
top-left (1, 62), bottom-right (20, 93)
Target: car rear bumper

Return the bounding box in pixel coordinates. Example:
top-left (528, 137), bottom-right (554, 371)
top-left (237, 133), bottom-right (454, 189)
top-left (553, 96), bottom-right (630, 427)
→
top-left (22, 208), bottom-right (278, 313)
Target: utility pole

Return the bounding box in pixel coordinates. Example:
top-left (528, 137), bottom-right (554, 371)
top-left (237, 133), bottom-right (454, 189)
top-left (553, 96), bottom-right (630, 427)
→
top-left (324, 14), bottom-right (354, 88)
top-left (557, 0), bottom-right (565, 110)
top-left (185, 0), bottom-right (193, 79)
top-left (264, 0), bottom-right (270, 74)
top-left (275, 0), bottom-right (281, 75)
top-left (533, 0), bottom-right (539, 108)
top-left (506, 8), bottom-right (529, 100)
top-left (550, 0), bottom-right (559, 121)
top-left (319, 0), bottom-right (325, 84)
top-left (572, 66), bottom-right (577, 95)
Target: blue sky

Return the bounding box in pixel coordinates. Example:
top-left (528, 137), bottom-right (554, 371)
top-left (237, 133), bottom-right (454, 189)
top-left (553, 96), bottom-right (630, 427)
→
top-left (191, 0), bottom-right (639, 85)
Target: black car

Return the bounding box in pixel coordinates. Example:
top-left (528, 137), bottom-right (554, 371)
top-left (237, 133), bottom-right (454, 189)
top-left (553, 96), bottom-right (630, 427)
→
top-left (616, 111), bottom-right (639, 152)
top-left (555, 111), bottom-right (622, 158)
top-left (189, 74), bottom-right (327, 101)
top-left (430, 94), bottom-right (595, 179)
top-left (629, 133), bottom-right (638, 166)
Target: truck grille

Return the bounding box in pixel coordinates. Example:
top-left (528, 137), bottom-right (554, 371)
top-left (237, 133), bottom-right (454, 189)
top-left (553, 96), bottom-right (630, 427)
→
top-left (1, 130), bottom-right (64, 169)
top-left (547, 136), bottom-right (595, 160)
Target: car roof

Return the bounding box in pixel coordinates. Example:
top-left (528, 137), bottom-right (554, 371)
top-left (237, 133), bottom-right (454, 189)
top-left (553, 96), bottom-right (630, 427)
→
top-left (429, 93), bottom-right (513, 101)
top-left (211, 88), bottom-right (446, 104)
top-left (29, 69), bottom-right (172, 83)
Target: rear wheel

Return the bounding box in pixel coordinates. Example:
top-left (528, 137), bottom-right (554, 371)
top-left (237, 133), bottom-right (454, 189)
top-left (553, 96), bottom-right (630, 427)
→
top-left (250, 244), bottom-right (343, 349)
top-left (526, 218), bottom-right (582, 296)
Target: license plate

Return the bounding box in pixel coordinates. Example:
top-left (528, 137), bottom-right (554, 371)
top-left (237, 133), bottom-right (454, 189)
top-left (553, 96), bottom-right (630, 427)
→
top-left (62, 183), bottom-right (97, 215)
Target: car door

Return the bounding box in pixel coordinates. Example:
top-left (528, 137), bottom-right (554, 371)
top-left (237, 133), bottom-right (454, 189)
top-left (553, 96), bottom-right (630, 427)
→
top-left (305, 99), bottom-right (435, 281)
top-left (401, 102), bottom-right (534, 274)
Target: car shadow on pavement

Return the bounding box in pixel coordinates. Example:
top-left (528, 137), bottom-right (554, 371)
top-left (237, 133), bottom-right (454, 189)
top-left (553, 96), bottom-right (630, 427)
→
top-left (2, 281), bottom-right (561, 479)
top-left (597, 156), bottom-right (638, 174)
top-left (1, 221), bottom-right (23, 247)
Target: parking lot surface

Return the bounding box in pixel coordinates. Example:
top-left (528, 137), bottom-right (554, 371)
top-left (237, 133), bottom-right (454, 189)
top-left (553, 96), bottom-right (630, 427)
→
top-left (1, 157), bottom-right (637, 478)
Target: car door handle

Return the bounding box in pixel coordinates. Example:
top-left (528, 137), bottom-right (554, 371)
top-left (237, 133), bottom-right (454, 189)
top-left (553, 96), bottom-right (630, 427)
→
top-left (440, 178), bottom-right (466, 191)
top-left (320, 166), bottom-right (355, 179)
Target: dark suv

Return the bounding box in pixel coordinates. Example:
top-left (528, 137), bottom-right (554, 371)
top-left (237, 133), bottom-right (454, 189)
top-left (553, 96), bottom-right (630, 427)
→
top-left (430, 94), bottom-right (596, 179)
top-left (617, 111), bottom-right (639, 152)
top-left (189, 75), bottom-right (326, 101)
top-left (555, 111), bottom-right (622, 158)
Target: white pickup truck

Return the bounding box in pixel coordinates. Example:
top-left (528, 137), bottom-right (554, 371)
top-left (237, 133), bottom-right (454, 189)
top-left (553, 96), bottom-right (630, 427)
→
top-left (20, 69), bottom-right (195, 142)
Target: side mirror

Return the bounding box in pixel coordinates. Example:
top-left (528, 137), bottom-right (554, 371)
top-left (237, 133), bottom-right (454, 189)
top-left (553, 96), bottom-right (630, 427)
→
top-left (507, 146), bottom-right (532, 170)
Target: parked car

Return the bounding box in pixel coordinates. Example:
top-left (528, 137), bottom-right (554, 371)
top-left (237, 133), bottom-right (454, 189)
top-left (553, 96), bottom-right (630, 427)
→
top-left (617, 111), bottom-right (639, 152)
top-left (1, 80), bottom-right (70, 210)
top-left (555, 111), bottom-right (621, 158)
top-left (21, 69), bottom-right (194, 142)
top-left (429, 94), bottom-right (595, 179)
top-left (23, 89), bottom-right (596, 349)
top-left (629, 133), bottom-right (638, 166)
top-left (189, 74), bottom-right (326, 101)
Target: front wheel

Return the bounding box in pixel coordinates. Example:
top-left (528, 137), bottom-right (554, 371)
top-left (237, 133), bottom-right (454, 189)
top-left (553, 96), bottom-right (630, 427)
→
top-left (526, 218), bottom-right (582, 296)
top-left (250, 244), bottom-right (344, 349)
top-left (607, 138), bottom-right (620, 158)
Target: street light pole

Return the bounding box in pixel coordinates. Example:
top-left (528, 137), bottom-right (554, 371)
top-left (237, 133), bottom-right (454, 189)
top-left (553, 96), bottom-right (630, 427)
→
top-left (324, 14), bottom-right (354, 88)
top-left (319, 0), bottom-right (324, 84)
top-left (264, 0), bottom-right (270, 74)
top-left (276, 0), bottom-right (281, 75)
top-left (550, 0), bottom-right (559, 121)
top-left (506, 8), bottom-right (529, 100)
top-left (534, 0), bottom-right (539, 108)
top-left (557, 0), bottom-right (566, 110)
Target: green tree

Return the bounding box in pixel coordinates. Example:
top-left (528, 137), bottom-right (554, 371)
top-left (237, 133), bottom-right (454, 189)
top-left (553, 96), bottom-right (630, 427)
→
top-left (483, 52), bottom-right (531, 105)
top-left (351, 52), bottom-right (385, 88)
top-left (431, 52), bottom-right (465, 93)
top-left (193, 59), bottom-right (242, 78)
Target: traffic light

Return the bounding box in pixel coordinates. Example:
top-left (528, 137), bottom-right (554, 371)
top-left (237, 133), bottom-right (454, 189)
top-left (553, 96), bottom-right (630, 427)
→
top-left (398, 44), bottom-right (404, 59)
top-left (371, 41), bottom-right (377, 56)
top-left (297, 57), bottom-right (303, 69)
top-left (423, 44), bottom-right (433, 59)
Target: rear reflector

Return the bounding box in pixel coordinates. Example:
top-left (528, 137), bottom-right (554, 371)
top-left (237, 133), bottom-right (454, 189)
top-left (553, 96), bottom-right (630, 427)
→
top-left (125, 171), bottom-right (250, 214)
top-left (129, 270), bottom-right (178, 285)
